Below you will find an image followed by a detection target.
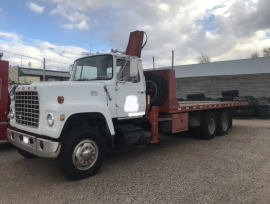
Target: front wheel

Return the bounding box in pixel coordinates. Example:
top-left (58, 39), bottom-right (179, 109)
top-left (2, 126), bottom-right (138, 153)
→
top-left (58, 127), bottom-right (106, 180)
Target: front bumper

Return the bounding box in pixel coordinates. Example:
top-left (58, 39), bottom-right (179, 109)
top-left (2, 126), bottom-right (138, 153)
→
top-left (7, 129), bottom-right (61, 158)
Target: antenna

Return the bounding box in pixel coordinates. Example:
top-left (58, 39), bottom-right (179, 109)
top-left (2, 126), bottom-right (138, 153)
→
top-left (90, 19), bottom-right (93, 54)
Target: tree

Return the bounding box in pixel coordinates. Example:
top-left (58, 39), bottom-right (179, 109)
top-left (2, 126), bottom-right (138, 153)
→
top-left (197, 53), bottom-right (211, 64)
top-left (262, 46), bottom-right (270, 57)
top-left (250, 51), bottom-right (259, 58)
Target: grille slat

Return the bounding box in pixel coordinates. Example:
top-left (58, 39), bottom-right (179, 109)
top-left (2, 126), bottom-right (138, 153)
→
top-left (15, 91), bottom-right (39, 128)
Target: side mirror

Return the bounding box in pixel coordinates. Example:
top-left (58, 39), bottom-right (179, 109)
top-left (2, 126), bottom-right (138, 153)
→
top-left (130, 58), bottom-right (138, 77)
top-left (69, 64), bottom-right (74, 75)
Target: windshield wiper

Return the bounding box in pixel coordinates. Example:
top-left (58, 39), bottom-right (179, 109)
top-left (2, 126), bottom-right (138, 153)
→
top-left (76, 78), bottom-right (89, 81)
top-left (88, 76), bottom-right (111, 81)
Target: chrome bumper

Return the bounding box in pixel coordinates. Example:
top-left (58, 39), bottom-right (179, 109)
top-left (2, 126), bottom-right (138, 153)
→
top-left (7, 129), bottom-right (61, 158)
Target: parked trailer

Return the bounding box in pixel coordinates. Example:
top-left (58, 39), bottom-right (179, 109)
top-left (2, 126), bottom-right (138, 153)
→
top-left (0, 60), bottom-right (10, 144)
top-left (7, 31), bottom-right (248, 180)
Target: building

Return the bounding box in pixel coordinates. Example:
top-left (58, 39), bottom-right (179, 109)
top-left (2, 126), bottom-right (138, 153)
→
top-left (9, 66), bottom-right (70, 84)
top-left (154, 56), bottom-right (270, 99)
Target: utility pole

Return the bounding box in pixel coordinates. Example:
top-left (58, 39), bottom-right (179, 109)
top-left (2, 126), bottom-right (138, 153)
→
top-left (172, 50), bottom-right (174, 70)
top-left (153, 57), bottom-right (155, 70)
top-left (43, 58), bottom-right (46, 82)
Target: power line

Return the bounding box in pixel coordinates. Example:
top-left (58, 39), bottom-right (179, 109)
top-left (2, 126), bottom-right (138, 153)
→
top-left (0, 49), bottom-right (72, 65)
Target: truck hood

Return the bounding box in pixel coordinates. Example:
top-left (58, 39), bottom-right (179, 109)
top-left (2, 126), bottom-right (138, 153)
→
top-left (29, 81), bottom-right (108, 105)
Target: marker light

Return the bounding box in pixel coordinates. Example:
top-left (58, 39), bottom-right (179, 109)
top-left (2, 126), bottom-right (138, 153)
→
top-left (60, 115), bottom-right (65, 121)
top-left (57, 96), bottom-right (64, 104)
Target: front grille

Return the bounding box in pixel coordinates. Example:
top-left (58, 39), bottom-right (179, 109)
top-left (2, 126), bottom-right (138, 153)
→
top-left (15, 91), bottom-right (39, 128)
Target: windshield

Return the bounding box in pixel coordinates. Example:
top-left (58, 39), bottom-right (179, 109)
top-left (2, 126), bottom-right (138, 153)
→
top-left (71, 55), bottom-right (113, 81)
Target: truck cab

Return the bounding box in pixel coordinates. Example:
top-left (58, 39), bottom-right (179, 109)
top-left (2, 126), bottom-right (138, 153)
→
top-left (7, 52), bottom-right (147, 180)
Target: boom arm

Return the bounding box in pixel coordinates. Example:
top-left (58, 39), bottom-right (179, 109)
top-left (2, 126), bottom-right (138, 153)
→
top-left (125, 30), bottom-right (146, 58)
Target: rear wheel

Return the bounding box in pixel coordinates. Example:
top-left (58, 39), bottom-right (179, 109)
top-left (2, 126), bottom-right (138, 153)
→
top-left (58, 127), bottom-right (106, 180)
top-left (217, 112), bottom-right (229, 136)
top-left (17, 148), bottom-right (38, 159)
top-left (199, 112), bottom-right (217, 140)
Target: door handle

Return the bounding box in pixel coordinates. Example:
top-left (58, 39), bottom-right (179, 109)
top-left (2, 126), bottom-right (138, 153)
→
top-left (138, 91), bottom-right (145, 94)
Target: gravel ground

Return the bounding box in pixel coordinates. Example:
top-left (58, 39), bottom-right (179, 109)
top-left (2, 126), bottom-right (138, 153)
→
top-left (1, 118), bottom-right (270, 204)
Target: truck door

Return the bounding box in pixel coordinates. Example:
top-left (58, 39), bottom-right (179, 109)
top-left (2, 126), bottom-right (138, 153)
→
top-left (116, 59), bottom-right (146, 118)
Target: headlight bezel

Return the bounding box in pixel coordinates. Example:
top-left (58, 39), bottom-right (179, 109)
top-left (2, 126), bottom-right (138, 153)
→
top-left (47, 113), bottom-right (54, 127)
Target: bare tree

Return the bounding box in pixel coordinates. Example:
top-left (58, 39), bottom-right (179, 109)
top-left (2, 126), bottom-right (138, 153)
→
top-left (197, 53), bottom-right (211, 64)
top-left (250, 51), bottom-right (260, 58)
top-left (262, 46), bottom-right (270, 57)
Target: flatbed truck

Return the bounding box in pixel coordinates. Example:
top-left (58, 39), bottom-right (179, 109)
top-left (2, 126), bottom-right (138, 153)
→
top-left (7, 31), bottom-right (248, 180)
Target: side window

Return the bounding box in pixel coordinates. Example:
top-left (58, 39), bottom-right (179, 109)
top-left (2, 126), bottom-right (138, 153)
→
top-left (116, 59), bottom-right (140, 82)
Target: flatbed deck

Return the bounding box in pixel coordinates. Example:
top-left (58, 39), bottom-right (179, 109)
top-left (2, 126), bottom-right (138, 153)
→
top-left (174, 101), bottom-right (249, 113)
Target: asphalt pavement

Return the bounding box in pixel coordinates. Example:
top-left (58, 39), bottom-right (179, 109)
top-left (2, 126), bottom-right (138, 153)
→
top-left (1, 119), bottom-right (270, 204)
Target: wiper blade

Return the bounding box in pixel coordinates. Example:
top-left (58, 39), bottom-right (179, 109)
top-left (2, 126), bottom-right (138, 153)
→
top-left (76, 78), bottom-right (89, 81)
top-left (88, 76), bottom-right (110, 81)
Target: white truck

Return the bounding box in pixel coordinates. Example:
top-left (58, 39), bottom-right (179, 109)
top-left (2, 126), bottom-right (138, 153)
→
top-left (7, 31), bottom-right (248, 180)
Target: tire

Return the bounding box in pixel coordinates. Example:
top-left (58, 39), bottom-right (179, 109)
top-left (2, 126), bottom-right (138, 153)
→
top-left (222, 97), bottom-right (234, 101)
top-left (228, 112), bottom-right (233, 129)
top-left (145, 73), bottom-right (168, 106)
top-left (257, 105), bottom-right (269, 109)
top-left (234, 108), bottom-right (255, 117)
top-left (257, 108), bottom-right (269, 114)
top-left (199, 112), bottom-right (217, 140)
top-left (187, 93), bottom-right (205, 99)
top-left (58, 127), bottom-right (106, 180)
top-left (257, 113), bottom-right (269, 119)
top-left (187, 98), bottom-right (205, 101)
top-left (217, 112), bottom-right (229, 136)
top-left (17, 148), bottom-right (38, 159)
top-left (221, 90), bottom-right (239, 97)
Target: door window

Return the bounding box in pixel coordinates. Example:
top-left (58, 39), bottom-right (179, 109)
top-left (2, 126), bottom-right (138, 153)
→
top-left (116, 59), bottom-right (140, 82)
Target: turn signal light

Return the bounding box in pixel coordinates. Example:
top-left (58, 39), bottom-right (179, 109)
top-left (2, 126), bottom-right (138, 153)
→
top-left (60, 115), bottom-right (65, 121)
top-left (57, 96), bottom-right (64, 104)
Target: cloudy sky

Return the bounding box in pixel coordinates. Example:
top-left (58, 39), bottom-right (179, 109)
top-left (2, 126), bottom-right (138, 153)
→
top-left (0, 0), bottom-right (270, 71)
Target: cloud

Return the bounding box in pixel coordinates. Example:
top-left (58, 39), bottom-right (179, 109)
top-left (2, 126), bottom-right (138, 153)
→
top-left (0, 32), bottom-right (88, 71)
top-left (3, 0), bottom-right (270, 71)
top-left (0, 8), bottom-right (5, 20)
top-left (50, 5), bottom-right (90, 29)
top-left (26, 2), bottom-right (45, 14)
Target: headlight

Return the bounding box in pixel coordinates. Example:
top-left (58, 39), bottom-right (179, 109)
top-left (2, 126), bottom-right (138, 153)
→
top-left (9, 109), bottom-right (15, 119)
top-left (47, 113), bottom-right (54, 127)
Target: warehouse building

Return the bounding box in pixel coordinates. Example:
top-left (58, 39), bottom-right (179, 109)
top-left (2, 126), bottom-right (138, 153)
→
top-left (155, 57), bottom-right (270, 99)
top-left (9, 66), bottom-right (70, 84)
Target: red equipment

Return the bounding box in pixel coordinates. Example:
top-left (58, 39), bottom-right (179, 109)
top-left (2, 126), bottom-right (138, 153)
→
top-left (125, 30), bottom-right (145, 58)
top-left (0, 60), bottom-right (9, 144)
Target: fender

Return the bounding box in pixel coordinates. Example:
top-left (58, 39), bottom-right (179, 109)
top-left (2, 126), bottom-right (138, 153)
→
top-left (42, 102), bottom-right (115, 139)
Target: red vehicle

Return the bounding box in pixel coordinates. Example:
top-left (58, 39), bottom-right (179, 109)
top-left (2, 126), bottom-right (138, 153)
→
top-left (0, 60), bottom-right (10, 144)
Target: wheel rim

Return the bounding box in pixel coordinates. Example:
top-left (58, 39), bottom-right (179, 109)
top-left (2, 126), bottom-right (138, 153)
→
top-left (222, 116), bottom-right (228, 131)
top-left (72, 139), bottom-right (99, 170)
top-left (146, 80), bottom-right (157, 102)
top-left (208, 118), bottom-right (215, 135)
